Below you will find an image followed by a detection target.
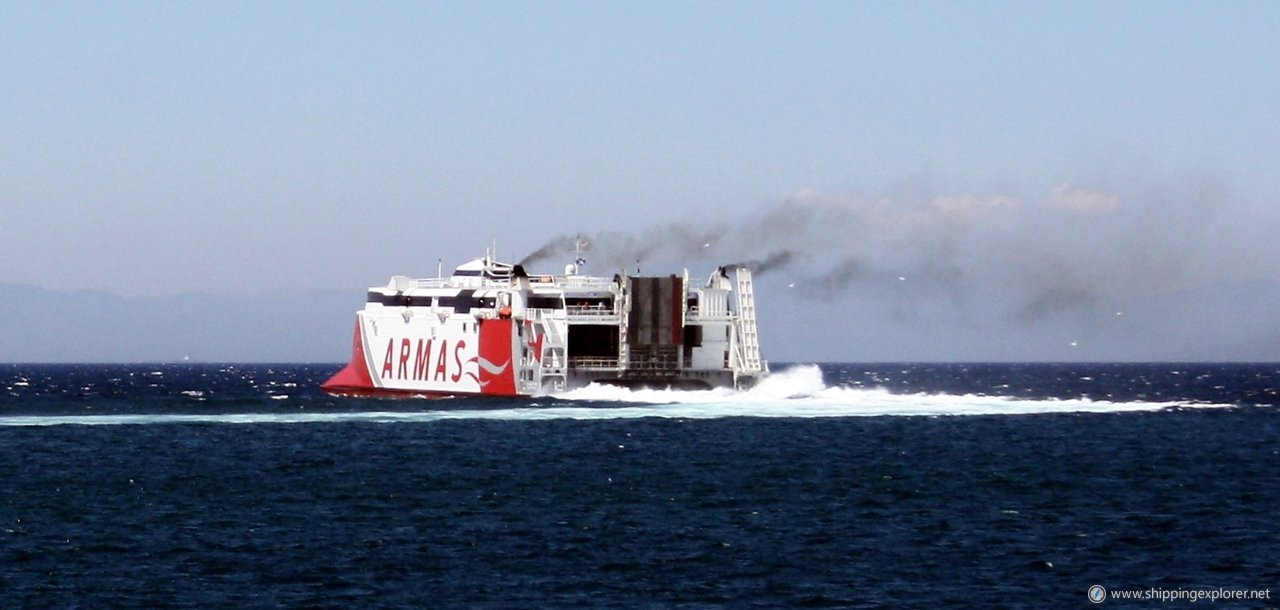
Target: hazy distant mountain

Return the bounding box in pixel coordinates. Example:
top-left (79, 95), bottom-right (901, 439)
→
top-left (0, 283), bottom-right (361, 363)
top-left (2, 280), bottom-right (1276, 363)
top-left (758, 278), bottom-right (1280, 363)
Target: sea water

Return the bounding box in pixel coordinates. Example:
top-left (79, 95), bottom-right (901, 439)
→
top-left (1, 363), bottom-right (1276, 607)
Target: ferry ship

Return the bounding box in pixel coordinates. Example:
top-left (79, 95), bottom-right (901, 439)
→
top-left (322, 249), bottom-right (768, 397)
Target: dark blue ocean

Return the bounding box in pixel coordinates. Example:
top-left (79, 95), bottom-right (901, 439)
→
top-left (1, 363), bottom-right (1277, 608)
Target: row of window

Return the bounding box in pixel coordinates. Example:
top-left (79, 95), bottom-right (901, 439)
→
top-left (367, 292), bottom-right (566, 311)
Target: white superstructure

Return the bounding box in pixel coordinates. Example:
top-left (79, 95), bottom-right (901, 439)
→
top-left (324, 251), bottom-right (768, 397)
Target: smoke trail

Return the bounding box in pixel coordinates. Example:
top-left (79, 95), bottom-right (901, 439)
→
top-left (517, 172), bottom-right (1258, 331)
top-left (789, 256), bottom-right (876, 299)
top-left (520, 226), bottom-right (727, 273)
top-left (519, 235), bottom-right (580, 266)
top-left (725, 250), bottom-right (796, 276)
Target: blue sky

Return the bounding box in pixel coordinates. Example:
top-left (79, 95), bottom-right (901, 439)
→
top-left (3, 2), bottom-right (1279, 361)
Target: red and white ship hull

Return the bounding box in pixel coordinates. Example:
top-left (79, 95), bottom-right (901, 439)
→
top-left (322, 251), bottom-right (767, 398)
top-left (323, 316), bottom-right (540, 398)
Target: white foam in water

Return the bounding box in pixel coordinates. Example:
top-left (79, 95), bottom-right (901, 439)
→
top-left (552, 364), bottom-right (1229, 418)
top-left (0, 365), bottom-right (1232, 427)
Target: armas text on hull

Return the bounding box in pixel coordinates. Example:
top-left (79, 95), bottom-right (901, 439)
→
top-left (323, 249), bottom-right (768, 398)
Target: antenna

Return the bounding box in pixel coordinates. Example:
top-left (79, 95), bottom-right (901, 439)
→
top-left (573, 236), bottom-right (587, 272)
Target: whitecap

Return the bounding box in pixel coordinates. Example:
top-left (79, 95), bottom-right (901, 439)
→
top-left (0, 364), bottom-right (1233, 427)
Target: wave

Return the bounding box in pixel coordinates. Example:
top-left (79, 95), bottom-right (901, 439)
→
top-left (554, 364), bottom-right (1231, 415)
top-left (0, 365), bottom-right (1233, 427)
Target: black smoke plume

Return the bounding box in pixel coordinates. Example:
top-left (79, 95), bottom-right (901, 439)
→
top-left (517, 173), bottom-right (1254, 329)
top-left (725, 250), bottom-right (796, 276)
top-left (518, 235), bottom-right (580, 266)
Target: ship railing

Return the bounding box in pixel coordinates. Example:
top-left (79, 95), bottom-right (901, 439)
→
top-left (625, 346), bottom-right (681, 372)
top-left (566, 306), bottom-right (620, 322)
top-left (621, 361), bottom-right (681, 374)
top-left (686, 312), bottom-right (734, 322)
top-left (406, 278), bottom-right (452, 289)
top-left (569, 357), bottom-right (621, 370)
top-left (556, 276), bottom-right (617, 289)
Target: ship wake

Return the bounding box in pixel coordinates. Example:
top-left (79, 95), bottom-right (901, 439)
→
top-left (0, 365), bottom-right (1232, 426)
top-left (552, 364), bottom-right (1231, 416)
